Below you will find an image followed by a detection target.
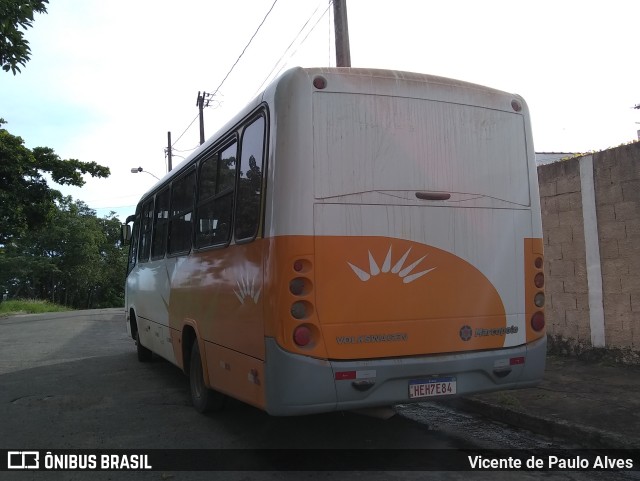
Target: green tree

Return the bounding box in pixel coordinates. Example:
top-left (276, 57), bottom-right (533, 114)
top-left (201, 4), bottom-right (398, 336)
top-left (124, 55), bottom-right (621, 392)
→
top-left (0, 0), bottom-right (48, 74)
top-left (0, 118), bottom-right (110, 244)
top-left (0, 197), bottom-right (127, 308)
top-left (94, 213), bottom-right (128, 307)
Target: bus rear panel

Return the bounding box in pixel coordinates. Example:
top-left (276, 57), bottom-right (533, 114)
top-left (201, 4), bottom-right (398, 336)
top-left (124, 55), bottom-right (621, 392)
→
top-left (260, 68), bottom-right (544, 415)
top-left (124, 68), bottom-right (545, 416)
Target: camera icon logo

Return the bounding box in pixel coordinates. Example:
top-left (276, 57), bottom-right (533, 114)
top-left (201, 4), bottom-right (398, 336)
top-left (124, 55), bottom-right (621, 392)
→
top-left (7, 451), bottom-right (39, 469)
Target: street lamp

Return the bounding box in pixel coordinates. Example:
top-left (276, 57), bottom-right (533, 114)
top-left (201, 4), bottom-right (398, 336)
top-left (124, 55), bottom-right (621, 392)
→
top-left (130, 167), bottom-right (160, 180)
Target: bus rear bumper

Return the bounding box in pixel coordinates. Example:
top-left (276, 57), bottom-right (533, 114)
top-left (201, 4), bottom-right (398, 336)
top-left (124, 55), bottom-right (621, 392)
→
top-left (264, 336), bottom-right (546, 416)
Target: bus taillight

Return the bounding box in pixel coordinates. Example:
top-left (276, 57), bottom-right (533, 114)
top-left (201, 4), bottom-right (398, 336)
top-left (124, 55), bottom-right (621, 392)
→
top-left (534, 272), bottom-right (544, 289)
top-left (531, 312), bottom-right (545, 331)
top-left (289, 257), bottom-right (318, 349)
top-left (524, 239), bottom-right (545, 340)
top-left (293, 325), bottom-right (312, 347)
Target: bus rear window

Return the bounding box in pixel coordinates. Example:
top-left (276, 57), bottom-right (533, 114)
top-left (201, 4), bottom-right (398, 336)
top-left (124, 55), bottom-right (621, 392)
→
top-left (313, 93), bottom-right (530, 206)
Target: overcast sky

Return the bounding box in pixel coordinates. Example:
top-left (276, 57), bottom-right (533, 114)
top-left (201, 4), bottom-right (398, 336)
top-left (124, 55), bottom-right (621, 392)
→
top-left (1, 0), bottom-right (639, 220)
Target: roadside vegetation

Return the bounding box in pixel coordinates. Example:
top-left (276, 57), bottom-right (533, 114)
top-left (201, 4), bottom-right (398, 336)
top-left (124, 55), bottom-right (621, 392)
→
top-left (0, 299), bottom-right (70, 316)
top-left (0, 193), bottom-right (127, 309)
top-left (0, 120), bottom-right (123, 309)
top-left (1, 5), bottom-right (125, 310)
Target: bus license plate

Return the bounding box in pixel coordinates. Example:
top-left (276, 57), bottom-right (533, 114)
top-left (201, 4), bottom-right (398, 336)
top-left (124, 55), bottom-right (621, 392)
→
top-left (408, 377), bottom-right (456, 399)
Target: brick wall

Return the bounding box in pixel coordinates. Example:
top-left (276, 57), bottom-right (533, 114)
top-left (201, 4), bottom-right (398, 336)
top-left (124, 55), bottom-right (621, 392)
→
top-left (538, 142), bottom-right (640, 359)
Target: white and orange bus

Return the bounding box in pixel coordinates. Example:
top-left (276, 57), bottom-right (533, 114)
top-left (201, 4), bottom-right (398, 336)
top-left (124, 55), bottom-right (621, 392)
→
top-left (123, 67), bottom-right (546, 416)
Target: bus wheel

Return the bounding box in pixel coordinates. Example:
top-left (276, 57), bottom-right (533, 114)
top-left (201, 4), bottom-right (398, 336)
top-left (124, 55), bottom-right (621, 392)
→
top-left (189, 340), bottom-right (225, 413)
top-left (136, 331), bottom-right (152, 362)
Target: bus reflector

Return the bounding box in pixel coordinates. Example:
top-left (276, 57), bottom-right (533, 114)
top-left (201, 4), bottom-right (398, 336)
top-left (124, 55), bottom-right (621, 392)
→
top-left (510, 356), bottom-right (525, 365)
top-left (293, 260), bottom-right (304, 272)
top-left (335, 371), bottom-right (356, 380)
top-left (293, 325), bottom-right (312, 346)
top-left (531, 312), bottom-right (545, 331)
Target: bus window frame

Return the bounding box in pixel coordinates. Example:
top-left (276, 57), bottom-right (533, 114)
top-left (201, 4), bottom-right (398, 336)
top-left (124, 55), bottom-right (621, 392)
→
top-left (128, 104), bottom-right (270, 260)
top-left (233, 111), bottom-right (269, 245)
top-left (126, 210), bottom-right (140, 275)
top-left (194, 136), bottom-right (239, 251)
top-left (151, 186), bottom-right (171, 261)
top-left (167, 166), bottom-right (197, 257)
top-left (138, 198), bottom-right (154, 263)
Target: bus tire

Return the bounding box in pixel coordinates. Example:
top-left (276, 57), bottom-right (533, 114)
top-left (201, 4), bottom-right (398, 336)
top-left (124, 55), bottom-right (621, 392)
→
top-left (136, 330), bottom-right (152, 362)
top-left (189, 339), bottom-right (225, 413)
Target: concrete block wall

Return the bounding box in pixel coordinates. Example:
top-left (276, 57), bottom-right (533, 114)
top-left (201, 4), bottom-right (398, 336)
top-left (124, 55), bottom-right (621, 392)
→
top-left (538, 158), bottom-right (592, 344)
top-left (592, 144), bottom-right (640, 349)
top-left (538, 142), bottom-right (640, 357)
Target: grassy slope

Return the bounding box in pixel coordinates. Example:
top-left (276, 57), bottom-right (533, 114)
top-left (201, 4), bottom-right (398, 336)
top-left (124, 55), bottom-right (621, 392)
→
top-left (0, 299), bottom-right (71, 316)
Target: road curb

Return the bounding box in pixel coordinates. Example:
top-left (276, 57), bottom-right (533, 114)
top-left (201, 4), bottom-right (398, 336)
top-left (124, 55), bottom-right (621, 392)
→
top-left (441, 397), bottom-right (638, 450)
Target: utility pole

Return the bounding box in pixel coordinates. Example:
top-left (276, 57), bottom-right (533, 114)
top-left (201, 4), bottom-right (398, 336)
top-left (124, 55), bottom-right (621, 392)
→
top-left (333, 0), bottom-right (351, 67)
top-left (196, 91), bottom-right (213, 145)
top-left (166, 132), bottom-right (173, 172)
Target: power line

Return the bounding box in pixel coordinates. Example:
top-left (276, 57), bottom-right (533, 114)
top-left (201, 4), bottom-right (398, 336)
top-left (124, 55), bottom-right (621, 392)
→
top-left (170, 0), bottom-right (279, 150)
top-left (172, 145), bottom-right (200, 153)
top-left (209, 0), bottom-right (279, 99)
top-left (253, 0), bottom-right (330, 96)
top-left (171, 113), bottom-right (199, 149)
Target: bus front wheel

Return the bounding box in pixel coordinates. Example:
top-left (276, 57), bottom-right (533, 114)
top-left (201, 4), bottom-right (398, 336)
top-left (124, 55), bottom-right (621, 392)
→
top-left (189, 340), bottom-right (225, 413)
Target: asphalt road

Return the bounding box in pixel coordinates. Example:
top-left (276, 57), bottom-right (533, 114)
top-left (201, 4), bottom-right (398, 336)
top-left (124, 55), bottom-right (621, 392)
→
top-left (0, 309), bottom-right (632, 481)
top-left (1, 309), bottom-right (460, 449)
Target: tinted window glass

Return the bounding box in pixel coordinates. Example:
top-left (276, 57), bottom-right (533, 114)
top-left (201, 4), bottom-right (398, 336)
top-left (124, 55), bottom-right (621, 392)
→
top-left (151, 188), bottom-right (170, 259)
top-left (196, 142), bottom-right (237, 248)
top-left (235, 116), bottom-right (265, 241)
top-left (169, 169), bottom-right (195, 254)
top-left (196, 194), bottom-right (233, 247)
top-left (198, 154), bottom-right (218, 201)
top-left (138, 199), bottom-right (154, 262)
top-left (127, 213), bottom-right (140, 273)
top-left (218, 144), bottom-right (237, 194)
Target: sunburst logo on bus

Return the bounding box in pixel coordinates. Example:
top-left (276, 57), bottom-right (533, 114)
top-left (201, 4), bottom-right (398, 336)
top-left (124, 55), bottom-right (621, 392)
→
top-left (347, 246), bottom-right (436, 284)
top-left (234, 274), bottom-right (261, 305)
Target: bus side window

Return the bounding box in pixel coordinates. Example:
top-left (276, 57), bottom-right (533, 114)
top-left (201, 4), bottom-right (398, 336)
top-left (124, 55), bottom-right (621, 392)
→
top-left (127, 214), bottom-right (139, 274)
top-left (138, 199), bottom-right (154, 262)
top-left (168, 169), bottom-right (196, 254)
top-left (235, 116), bottom-right (265, 241)
top-left (151, 187), bottom-right (170, 259)
top-left (196, 142), bottom-right (237, 248)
